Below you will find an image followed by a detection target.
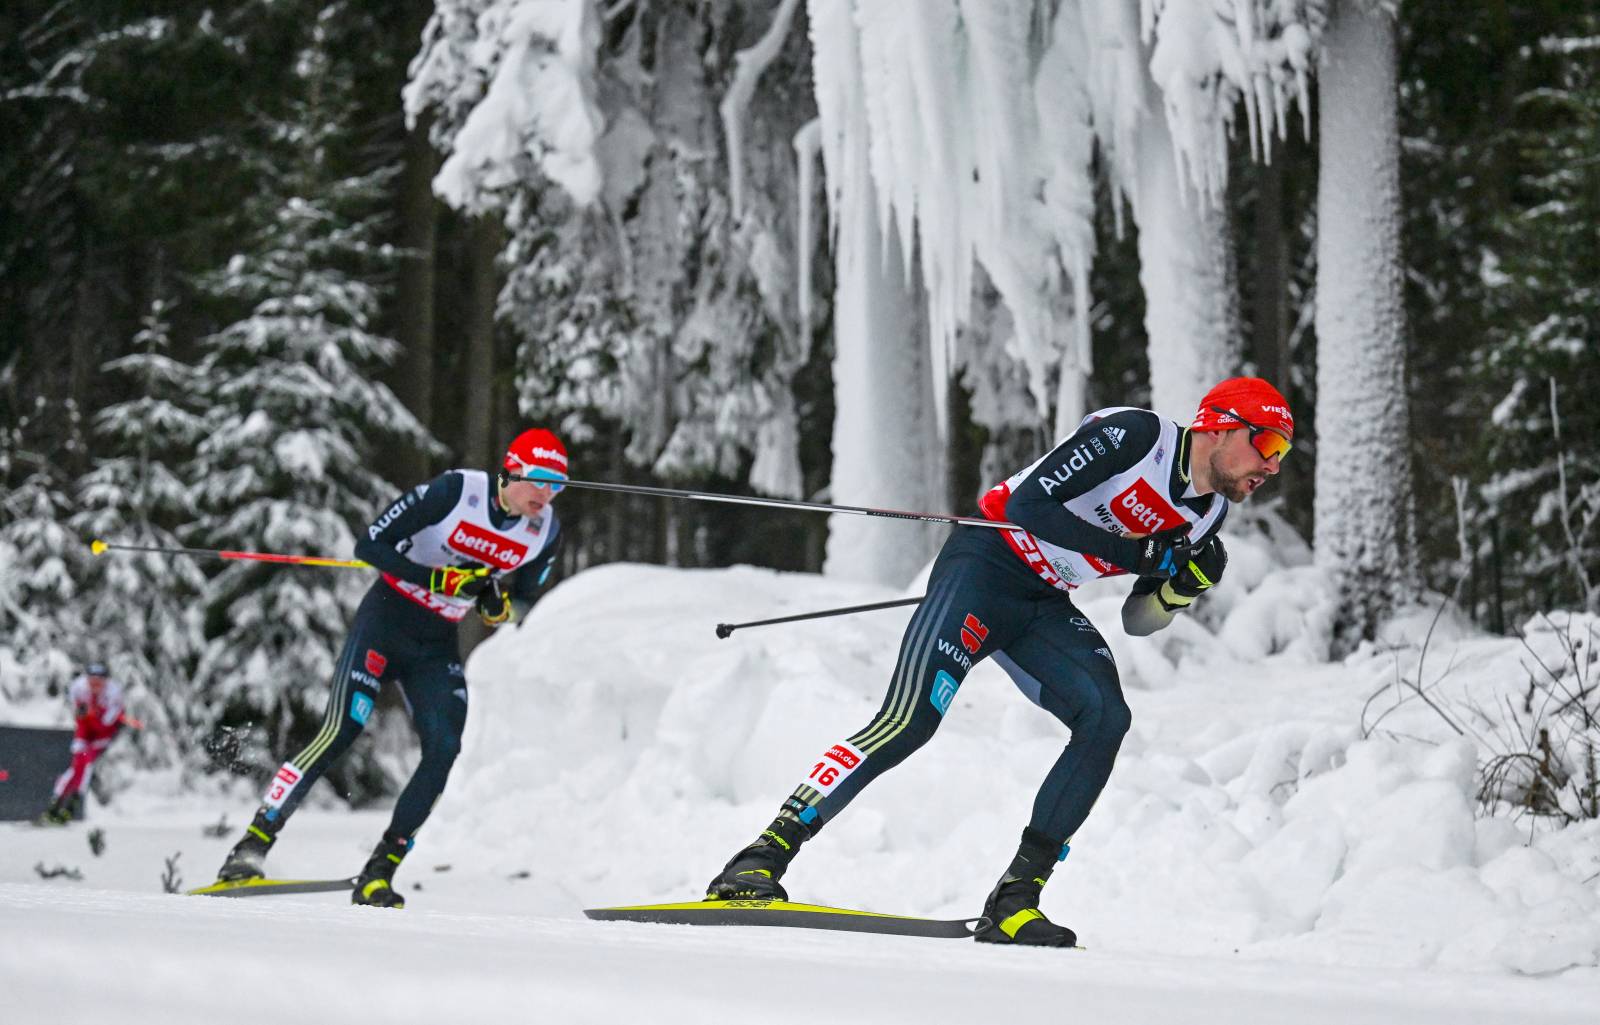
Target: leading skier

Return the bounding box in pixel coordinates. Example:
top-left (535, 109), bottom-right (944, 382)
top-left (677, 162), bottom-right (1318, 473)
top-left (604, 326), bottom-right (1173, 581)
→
top-left (212, 428), bottom-right (570, 907)
top-left (704, 377), bottom-right (1294, 946)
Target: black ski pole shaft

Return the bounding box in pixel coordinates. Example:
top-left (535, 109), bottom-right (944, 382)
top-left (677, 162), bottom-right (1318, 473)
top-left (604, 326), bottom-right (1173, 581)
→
top-left (716, 595), bottom-right (926, 639)
top-left (512, 476), bottom-right (1017, 531)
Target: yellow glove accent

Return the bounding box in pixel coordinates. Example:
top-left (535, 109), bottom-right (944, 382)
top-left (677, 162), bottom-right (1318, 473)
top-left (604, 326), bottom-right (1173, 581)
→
top-left (1157, 580), bottom-right (1197, 611)
top-left (429, 565), bottom-right (490, 596)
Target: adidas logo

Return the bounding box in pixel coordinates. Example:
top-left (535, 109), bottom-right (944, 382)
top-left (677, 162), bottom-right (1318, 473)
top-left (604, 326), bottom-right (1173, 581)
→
top-left (1102, 426), bottom-right (1127, 449)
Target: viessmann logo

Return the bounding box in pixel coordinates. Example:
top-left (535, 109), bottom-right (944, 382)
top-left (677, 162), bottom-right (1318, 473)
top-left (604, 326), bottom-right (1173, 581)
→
top-left (529, 447), bottom-right (567, 466)
top-left (447, 520), bottom-right (528, 569)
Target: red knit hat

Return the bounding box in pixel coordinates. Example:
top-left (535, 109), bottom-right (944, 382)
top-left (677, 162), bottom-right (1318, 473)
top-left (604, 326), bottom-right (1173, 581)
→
top-left (1191, 377), bottom-right (1294, 438)
top-left (503, 428), bottom-right (568, 480)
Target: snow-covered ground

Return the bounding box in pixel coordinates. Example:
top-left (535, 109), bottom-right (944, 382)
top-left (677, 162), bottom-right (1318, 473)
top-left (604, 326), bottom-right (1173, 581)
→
top-left (5, 527), bottom-right (1600, 1022)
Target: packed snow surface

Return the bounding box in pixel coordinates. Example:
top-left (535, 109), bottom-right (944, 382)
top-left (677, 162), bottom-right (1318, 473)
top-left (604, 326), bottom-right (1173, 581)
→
top-left (5, 537), bottom-right (1600, 1022)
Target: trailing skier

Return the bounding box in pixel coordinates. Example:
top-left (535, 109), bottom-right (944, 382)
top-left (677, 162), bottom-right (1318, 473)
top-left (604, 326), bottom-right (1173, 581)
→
top-left (211, 429), bottom-right (569, 907)
top-left (38, 662), bottom-right (130, 824)
top-left (705, 378), bottom-right (1294, 947)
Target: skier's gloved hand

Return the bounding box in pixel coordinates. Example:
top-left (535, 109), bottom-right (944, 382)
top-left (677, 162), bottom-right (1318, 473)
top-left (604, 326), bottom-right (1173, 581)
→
top-left (1157, 534), bottom-right (1227, 611)
top-left (429, 565), bottom-right (491, 597)
top-left (1133, 526), bottom-right (1195, 578)
top-left (476, 579), bottom-right (513, 627)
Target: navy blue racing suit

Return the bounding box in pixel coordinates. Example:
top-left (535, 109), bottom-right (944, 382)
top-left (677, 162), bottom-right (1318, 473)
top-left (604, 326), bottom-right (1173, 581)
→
top-left (258, 471), bottom-right (559, 842)
top-left (787, 409), bottom-right (1224, 851)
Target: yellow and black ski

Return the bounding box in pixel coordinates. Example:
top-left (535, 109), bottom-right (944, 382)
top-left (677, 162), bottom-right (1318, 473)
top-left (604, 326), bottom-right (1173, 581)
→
top-left (584, 899), bottom-right (983, 939)
top-left (187, 876), bottom-right (358, 898)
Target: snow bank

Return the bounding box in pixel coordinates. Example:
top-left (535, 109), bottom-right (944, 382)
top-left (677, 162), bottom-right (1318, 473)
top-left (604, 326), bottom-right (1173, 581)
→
top-left (427, 529), bottom-right (1600, 975)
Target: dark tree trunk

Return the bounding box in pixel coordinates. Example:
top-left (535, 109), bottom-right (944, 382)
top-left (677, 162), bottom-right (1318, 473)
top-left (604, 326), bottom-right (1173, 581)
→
top-left (461, 215), bottom-right (502, 470)
top-left (391, 112), bottom-right (440, 481)
top-left (1252, 156), bottom-right (1290, 391)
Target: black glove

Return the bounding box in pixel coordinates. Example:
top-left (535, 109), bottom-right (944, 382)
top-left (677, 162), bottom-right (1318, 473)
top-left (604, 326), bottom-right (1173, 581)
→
top-left (1169, 534), bottom-right (1227, 598)
top-left (476, 579), bottom-right (513, 627)
top-left (1133, 526), bottom-right (1196, 578)
top-left (430, 565), bottom-right (491, 598)
top-left (1155, 534), bottom-right (1226, 612)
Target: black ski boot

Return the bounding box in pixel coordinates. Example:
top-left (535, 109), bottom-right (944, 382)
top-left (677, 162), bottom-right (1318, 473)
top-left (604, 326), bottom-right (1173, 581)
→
top-left (352, 833), bottom-right (411, 908)
top-left (705, 801), bottom-right (814, 901)
top-left (216, 811), bottom-right (279, 882)
top-left (35, 797), bottom-right (72, 826)
top-left (973, 827), bottom-right (1078, 948)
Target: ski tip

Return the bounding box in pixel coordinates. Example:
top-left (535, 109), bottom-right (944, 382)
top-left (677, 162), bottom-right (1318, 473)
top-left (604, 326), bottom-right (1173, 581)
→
top-left (90, 539), bottom-right (107, 556)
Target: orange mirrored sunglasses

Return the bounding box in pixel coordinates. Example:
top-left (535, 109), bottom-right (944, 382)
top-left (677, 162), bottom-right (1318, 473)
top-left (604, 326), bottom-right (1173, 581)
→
top-left (1208, 406), bottom-right (1292, 461)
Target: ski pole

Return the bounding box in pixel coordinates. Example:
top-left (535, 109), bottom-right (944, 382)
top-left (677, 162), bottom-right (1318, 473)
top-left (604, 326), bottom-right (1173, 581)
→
top-left (509, 476), bottom-right (1018, 531)
top-left (716, 595), bottom-right (925, 639)
top-left (89, 539), bottom-right (370, 570)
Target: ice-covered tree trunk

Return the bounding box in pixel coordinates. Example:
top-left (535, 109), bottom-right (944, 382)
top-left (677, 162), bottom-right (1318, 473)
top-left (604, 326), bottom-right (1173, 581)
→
top-left (1314, 0), bottom-right (1415, 653)
top-left (824, 194), bottom-right (944, 587)
top-left (1132, 106), bottom-right (1241, 420)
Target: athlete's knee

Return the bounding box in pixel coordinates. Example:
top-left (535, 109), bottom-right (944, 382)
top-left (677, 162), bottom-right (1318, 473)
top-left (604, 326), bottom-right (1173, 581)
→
top-left (1067, 690), bottom-right (1132, 749)
top-left (418, 729), bottom-right (461, 768)
top-left (1100, 695), bottom-right (1133, 744)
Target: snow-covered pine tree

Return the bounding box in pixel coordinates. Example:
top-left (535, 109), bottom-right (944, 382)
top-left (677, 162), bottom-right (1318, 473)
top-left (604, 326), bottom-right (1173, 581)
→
top-left (1478, 19), bottom-right (1600, 618)
top-left (67, 296), bottom-right (209, 769)
top-left (0, 460), bottom-right (91, 703)
top-left (1314, 0), bottom-right (1416, 654)
top-left (186, 6), bottom-right (434, 768)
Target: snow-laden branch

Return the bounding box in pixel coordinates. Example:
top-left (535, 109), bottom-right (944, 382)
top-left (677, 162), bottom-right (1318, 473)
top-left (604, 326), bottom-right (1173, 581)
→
top-left (722, 0), bottom-right (802, 220)
top-left (794, 117), bottom-right (821, 346)
top-left (411, 0), bottom-right (607, 212)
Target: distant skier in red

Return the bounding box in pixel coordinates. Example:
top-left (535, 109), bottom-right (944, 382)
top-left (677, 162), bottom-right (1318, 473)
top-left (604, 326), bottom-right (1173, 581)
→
top-left (40, 661), bottom-right (129, 824)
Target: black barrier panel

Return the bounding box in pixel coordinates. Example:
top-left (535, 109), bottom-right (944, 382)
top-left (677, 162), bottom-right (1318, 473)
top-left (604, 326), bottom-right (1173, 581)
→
top-left (0, 725), bottom-right (74, 820)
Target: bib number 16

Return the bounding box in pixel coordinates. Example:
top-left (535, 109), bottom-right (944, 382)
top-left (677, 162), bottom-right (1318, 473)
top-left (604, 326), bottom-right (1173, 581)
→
top-left (804, 741), bottom-right (864, 797)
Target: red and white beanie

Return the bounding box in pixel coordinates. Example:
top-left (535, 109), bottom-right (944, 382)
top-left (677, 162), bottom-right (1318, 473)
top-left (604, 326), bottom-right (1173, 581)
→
top-left (1190, 377), bottom-right (1294, 438)
top-left (503, 428), bottom-right (569, 480)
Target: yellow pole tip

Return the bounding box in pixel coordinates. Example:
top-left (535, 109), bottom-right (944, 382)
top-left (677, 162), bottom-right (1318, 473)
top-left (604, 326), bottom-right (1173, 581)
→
top-left (90, 540), bottom-right (108, 556)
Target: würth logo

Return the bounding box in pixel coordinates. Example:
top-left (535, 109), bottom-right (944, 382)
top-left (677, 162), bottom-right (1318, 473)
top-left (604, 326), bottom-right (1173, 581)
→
top-left (1111, 479), bottom-right (1182, 535)
top-left (448, 521), bottom-right (528, 569)
top-left (959, 614), bottom-right (989, 654)
top-left (365, 649), bottom-right (387, 676)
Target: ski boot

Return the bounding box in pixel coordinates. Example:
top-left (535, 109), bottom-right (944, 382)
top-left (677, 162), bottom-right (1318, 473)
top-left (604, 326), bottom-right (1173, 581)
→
top-left (352, 833), bottom-right (411, 908)
top-left (216, 811), bottom-right (279, 882)
top-left (973, 827), bottom-right (1078, 948)
top-left (34, 798), bottom-right (72, 826)
top-left (705, 800), bottom-right (813, 901)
